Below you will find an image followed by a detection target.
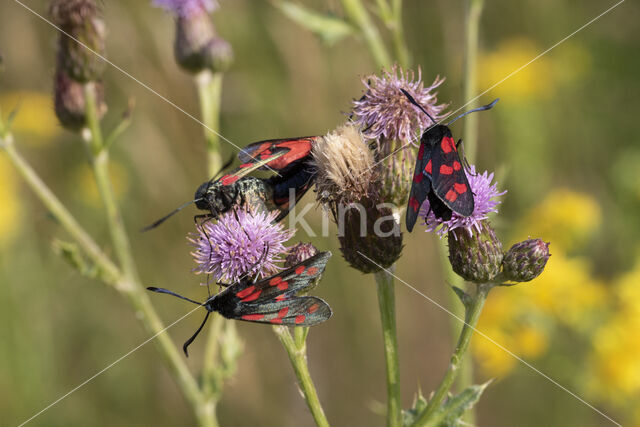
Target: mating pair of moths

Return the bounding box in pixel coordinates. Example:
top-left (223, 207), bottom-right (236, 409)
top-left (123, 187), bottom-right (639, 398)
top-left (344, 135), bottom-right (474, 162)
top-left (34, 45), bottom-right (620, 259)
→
top-left (145, 91), bottom-right (497, 355)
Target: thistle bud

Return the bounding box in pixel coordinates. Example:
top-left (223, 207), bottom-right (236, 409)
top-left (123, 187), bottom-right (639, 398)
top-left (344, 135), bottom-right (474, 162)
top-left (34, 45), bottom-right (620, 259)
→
top-left (50, 0), bottom-right (106, 82)
top-left (54, 68), bottom-right (106, 130)
top-left (312, 124), bottom-right (403, 274)
top-left (502, 238), bottom-right (550, 282)
top-left (285, 242), bottom-right (319, 267)
top-left (448, 221), bottom-right (503, 283)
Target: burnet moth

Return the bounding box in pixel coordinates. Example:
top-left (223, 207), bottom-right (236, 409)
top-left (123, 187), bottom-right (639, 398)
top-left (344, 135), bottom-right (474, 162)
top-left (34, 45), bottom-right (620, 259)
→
top-left (148, 251), bottom-right (333, 356)
top-left (402, 89), bottom-right (499, 232)
top-left (142, 136), bottom-right (320, 231)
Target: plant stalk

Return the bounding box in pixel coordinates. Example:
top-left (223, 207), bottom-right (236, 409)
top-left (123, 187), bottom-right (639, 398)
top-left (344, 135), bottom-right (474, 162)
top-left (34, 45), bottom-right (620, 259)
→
top-left (411, 284), bottom-right (490, 426)
top-left (340, 0), bottom-right (392, 68)
top-left (375, 267), bottom-right (402, 427)
top-left (461, 0), bottom-right (485, 163)
top-left (196, 70), bottom-right (224, 178)
top-left (274, 326), bottom-right (330, 427)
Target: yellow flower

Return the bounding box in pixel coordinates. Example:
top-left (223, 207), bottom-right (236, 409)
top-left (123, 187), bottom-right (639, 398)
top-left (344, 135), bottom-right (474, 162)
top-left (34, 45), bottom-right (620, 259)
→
top-left (479, 38), bottom-right (554, 101)
top-left (0, 92), bottom-right (61, 144)
top-left (0, 155), bottom-right (21, 244)
top-left (518, 189), bottom-right (601, 251)
top-left (73, 161), bottom-right (130, 207)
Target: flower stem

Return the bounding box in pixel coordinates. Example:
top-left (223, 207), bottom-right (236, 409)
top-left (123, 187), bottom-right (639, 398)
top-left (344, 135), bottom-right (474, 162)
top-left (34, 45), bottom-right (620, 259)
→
top-left (340, 0), bottom-right (392, 68)
top-left (274, 326), bottom-right (330, 427)
top-left (196, 70), bottom-right (224, 178)
top-left (411, 284), bottom-right (490, 426)
top-left (461, 0), bottom-right (485, 163)
top-left (375, 268), bottom-right (402, 427)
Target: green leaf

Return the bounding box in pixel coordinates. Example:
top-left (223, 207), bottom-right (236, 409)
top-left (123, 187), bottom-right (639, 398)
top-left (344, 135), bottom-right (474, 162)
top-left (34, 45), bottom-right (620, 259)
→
top-left (451, 285), bottom-right (472, 309)
top-left (402, 389), bottom-right (428, 426)
top-left (428, 381), bottom-right (492, 427)
top-left (276, 2), bottom-right (355, 45)
top-left (52, 239), bottom-right (100, 279)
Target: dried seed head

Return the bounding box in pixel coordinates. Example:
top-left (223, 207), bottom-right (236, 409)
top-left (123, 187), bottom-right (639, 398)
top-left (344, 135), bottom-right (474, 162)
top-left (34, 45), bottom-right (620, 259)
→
top-left (312, 123), bottom-right (379, 205)
top-left (285, 242), bottom-right (319, 267)
top-left (54, 68), bottom-right (106, 130)
top-left (502, 238), bottom-right (550, 282)
top-left (50, 0), bottom-right (106, 82)
top-left (448, 221), bottom-right (503, 283)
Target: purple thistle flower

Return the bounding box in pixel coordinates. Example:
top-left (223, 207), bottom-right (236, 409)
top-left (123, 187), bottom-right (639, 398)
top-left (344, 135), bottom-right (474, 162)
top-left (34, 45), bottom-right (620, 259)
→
top-left (421, 165), bottom-right (506, 237)
top-left (352, 65), bottom-right (448, 145)
top-left (153, 0), bottom-right (218, 17)
top-left (188, 209), bottom-right (295, 283)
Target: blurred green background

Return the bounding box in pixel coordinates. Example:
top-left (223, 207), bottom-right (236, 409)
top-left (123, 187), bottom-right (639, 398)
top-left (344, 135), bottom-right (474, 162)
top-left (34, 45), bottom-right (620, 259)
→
top-left (1, 0), bottom-right (639, 426)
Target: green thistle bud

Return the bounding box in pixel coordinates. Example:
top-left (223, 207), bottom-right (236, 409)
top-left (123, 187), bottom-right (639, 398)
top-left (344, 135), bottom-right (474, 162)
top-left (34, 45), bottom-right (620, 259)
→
top-left (50, 0), bottom-right (106, 82)
top-left (448, 221), bottom-right (503, 283)
top-left (54, 68), bottom-right (106, 131)
top-left (502, 238), bottom-right (550, 282)
top-left (174, 14), bottom-right (233, 73)
top-left (285, 242), bottom-right (319, 267)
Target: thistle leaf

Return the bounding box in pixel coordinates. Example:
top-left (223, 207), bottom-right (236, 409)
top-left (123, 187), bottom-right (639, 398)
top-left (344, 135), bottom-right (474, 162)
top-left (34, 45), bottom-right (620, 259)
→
top-left (428, 380), bottom-right (492, 426)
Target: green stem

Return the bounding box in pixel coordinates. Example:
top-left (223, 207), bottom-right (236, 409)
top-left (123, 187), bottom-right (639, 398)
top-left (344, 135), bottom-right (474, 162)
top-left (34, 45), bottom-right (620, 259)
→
top-left (196, 71), bottom-right (224, 178)
top-left (375, 268), bottom-right (401, 427)
top-left (202, 313), bottom-right (225, 398)
top-left (390, 0), bottom-right (410, 68)
top-left (0, 132), bottom-right (210, 426)
top-left (411, 284), bottom-right (490, 426)
top-left (461, 0), bottom-right (485, 163)
top-left (340, 0), bottom-right (392, 68)
top-left (274, 326), bottom-right (330, 427)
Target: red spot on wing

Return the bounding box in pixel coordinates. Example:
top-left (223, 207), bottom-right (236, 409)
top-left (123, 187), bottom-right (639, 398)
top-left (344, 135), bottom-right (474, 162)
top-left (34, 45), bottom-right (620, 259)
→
top-left (270, 318), bottom-right (283, 324)
top-left (308, 304), bottom-right (319, 314)
top-left (441, 137), bottom-right (456, 153)
top-left (220, 174), bottom-right (239, 186)
top-left (454, 183), bottom-right (468, 194)
top-left (424, 160), bottom-right (432, 174)
top-left (295, 315), bottom-right (306, 324)
top-left (408, 196), bottom-right (420, 212)
top-left (275, 295), bottom-right (287, 301)
top-left (269, 277), bottom-right (282, 286)
top-left (453, 161), bottom-right (461, 171)
top-left (277, 281), bottom-right (289, 291)
top-left (241, 289), bottom-right (262, 302)
top-left (413, 173), bottom-right (424, 183)
top-left (236, 286), bottom-right (255, 299)
top-left (242, 314), bottom-right (265, 321)
top-left (278, 307), bottom-right (289, 318)
top-left (417, 144), bottom-right (425, 159)
top-left (238, 163), bottom-right (252, 168)
top-left (295, 266), bottom-right (305, 275)
top-left (445, 190), bottom-right (458, 202)
top-left (306, 267), bottom-right (319, 276)
top-left (439, 164), bottom-right (453, 175)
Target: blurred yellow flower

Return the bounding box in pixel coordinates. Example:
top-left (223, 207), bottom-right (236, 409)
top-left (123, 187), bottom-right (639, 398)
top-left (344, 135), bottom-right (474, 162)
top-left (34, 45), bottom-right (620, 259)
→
top-left (0, 155), bottom-right (22, 244)
top-left (518, 188), bottom-right (601, 251)
top-left (73, 161), bottom-right (130, 207)
top-left (479, 38), bottom-right (554, 101)
top-left (588, 257), bottom-right (640, 405)
top-left (0, 91), bottom-right (61, 144)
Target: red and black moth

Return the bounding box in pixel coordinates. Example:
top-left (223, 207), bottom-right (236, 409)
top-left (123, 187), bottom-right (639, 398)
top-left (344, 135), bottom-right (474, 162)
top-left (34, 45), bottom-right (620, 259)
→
top-left (147, 251), bottom-right (333, 356)
top-left (143, 136), bottom-right (320, 231)
top-left (403, 89), bottom-right (499, 232)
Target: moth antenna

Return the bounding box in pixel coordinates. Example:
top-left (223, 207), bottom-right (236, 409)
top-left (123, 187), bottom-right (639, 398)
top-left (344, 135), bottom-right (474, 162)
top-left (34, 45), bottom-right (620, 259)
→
top-left (146, 287), bottom-right (203, 306)
top-left (400, 89), bottom-right (437, 124)
top-left (446, 98), bottom-right (499, 126)
top-left (183, 311), bottom-right (211, 357)
top-left (141, 199), bottom-right (200, 232)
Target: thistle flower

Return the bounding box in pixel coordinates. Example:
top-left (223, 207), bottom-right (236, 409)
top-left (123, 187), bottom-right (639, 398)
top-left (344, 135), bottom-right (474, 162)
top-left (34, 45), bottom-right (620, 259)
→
top-left (153, 0), bottom-right (232, 73)
top-left (448, 221), bottom-right (503, 283)
top-left (153, 0), bottom-right (219, 17)
top-left (311, 124), bottom-right (402, 273)
top-left (351, 66), bottom-right (448, 206)
top-left (421, 166), bottom-right (506, 238)
top-left (352, 65), bottom-right (447, 144)
top-left (54, 68), bottom-right (106, 130)
top-left (189, 209), bottom-right (294, 283)
top-left (502, 238), bottom-right (551, 282)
